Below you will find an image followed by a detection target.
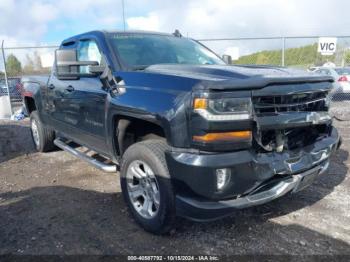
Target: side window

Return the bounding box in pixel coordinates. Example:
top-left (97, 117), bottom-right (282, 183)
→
top-left (77, 40), bottom-right (102, 73)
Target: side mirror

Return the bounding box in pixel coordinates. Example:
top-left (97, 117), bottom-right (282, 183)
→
top-left (222, 54), bottom-right (232, 65)
top-left (55, 49), bottom-right (99, 80)
top-left (89, 65), bottom-right (106, 75)
top-left (88, 54), bottom-right (107, 75)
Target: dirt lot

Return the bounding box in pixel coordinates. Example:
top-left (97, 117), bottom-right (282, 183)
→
top-left (0, 118), bottom-right (349, 255)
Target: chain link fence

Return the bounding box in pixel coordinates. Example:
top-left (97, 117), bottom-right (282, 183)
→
top-left (1, 36), bottom-right (350, 119)
top-left (0, 42), bottom-right (13, 118)
top-left (0, 44), bottom-right (58, 118)
top-left (198, 36), bottom-right (350, 68)
top-left (199, 36), bottom-right (350, 120)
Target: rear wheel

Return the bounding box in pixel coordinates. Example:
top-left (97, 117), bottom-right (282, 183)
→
top-left (30, 111), bottom-right (55, 152)
top-left (120, 140), bottom-right (176, 234)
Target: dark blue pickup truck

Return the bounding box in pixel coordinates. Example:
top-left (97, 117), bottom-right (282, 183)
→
top-left (22, 30), bottom-right (341, 234)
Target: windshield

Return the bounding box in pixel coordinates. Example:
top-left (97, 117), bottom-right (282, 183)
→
top-left (107, 33), bottom-right (225, 69)
top-left (335, 68), bottom-right (350, 75)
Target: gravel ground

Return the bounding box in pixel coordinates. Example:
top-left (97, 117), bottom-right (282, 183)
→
top-left (0, 118), bottom-right (349, 255)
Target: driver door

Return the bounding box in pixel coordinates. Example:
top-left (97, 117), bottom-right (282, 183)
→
top-left (55, 39), bottom-right (109, 154)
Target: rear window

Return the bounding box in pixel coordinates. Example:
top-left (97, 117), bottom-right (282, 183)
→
top-left (335, 68), bottom-right (350, 75)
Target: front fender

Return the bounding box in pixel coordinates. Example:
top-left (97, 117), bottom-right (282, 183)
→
top-left (105, 86), bottom-right (192, 158)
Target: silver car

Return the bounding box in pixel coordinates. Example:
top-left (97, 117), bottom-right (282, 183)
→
top-left (314, 67), bottom-right (350, 99)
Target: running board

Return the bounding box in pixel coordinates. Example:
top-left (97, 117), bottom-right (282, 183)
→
top-left (54, 138), bottom-right (117, 173)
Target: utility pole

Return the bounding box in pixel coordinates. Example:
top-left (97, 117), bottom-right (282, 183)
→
top-left (122, 0), bottom-right (126, 31)
top-left (1, 40), bottom-right (13, 116)
top-left (281, 37), bottom-right (285, 66)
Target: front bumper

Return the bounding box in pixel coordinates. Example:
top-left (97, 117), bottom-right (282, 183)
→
top-left (166, 127), bottom-right (340, 221)
top-left (176, 161), bottom-right (329, 221)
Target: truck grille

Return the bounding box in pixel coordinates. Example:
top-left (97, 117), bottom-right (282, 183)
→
top-left (258, 125), bottom-right (332, 151)
top-left (253, 91), bottom-right (328, 115)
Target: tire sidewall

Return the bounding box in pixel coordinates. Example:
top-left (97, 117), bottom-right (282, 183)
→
top-left (120, 142), bottom-right (175, 233)
top-left (30, 112), bottom-right (44, 152)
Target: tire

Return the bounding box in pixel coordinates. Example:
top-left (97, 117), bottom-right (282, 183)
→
top-left (120, 140), bottom-right (176, 234)
top-left (30, 111), bottom-right (55, 152)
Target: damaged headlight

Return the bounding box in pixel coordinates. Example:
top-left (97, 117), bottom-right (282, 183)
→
top-left (193, 97), bottom-right (252, 121)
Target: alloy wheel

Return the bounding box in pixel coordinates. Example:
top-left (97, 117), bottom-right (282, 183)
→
top-left (126, 160), bottom-right (160, 219)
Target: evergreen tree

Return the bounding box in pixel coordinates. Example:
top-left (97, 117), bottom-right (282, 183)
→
top-left (6, 54), bottom-right (22, 76)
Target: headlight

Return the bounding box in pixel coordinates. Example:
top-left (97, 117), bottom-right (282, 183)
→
top-left (193, 97), bottom-right (252, 121)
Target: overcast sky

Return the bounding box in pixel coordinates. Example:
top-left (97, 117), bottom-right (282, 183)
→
top-left (1, 0), bottom-right (349, 43)
top-left (0, 0), bottom-right (349, 59)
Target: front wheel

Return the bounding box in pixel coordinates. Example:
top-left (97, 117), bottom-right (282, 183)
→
top-left (120, 140), bottom-right (176, 234)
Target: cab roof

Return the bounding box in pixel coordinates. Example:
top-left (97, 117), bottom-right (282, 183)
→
top-left (61, 30), bottom-right (174, 46)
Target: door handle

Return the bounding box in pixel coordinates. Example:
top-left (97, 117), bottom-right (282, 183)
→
top-left (65, 85), bottom-right (75, 92)
top-left (48, 84), bottom-right (55, 89)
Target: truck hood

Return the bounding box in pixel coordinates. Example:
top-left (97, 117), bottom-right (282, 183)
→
top-left (145, 64), bottom-right (334, 91)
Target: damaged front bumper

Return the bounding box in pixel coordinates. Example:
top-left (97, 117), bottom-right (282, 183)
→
top-left (166, 127), bottom-right (340, 221)
top-left (176, 161), bottom-right (329, 221)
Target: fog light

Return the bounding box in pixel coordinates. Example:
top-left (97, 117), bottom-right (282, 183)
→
top-left (216, 168), bottom-right (231, 190)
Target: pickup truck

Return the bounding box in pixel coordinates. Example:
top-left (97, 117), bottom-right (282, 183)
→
top-left (22, 30), bottom-right (341, 234)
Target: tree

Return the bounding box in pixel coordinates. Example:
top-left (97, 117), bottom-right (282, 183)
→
top-left (6, 54), bottom-right (22, 76)
top-left (23, 54), bottom-right (35, 74)
top-left (344, 51), bottom-right (350, 65)
top-left (234, 43), bottom-right (341, 68)
top-left (33, 51), bottom-right (43, 70)
top-left (23, 51), bottom-right (49, 75)
top-left (256, 53), bottom-right (269, 64)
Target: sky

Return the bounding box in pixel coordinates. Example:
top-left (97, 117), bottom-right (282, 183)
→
top-left (0, 0), bottom-right (350, 59)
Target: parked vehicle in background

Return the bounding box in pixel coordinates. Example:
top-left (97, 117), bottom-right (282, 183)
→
top-left (0, 79), bottom-right (7, 96)
top-left (308, 66), bottom-right (319, 72)
top-left (21, 30), bottom-right (341, 234)
top-left (314, 67), bottom-right (350, 100)
top-left (8, 77), bottom-right (22, 101)
top-left (0, 77), bottom-right (22, 99)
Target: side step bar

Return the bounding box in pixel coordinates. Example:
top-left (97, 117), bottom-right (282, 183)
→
top-left (54, 138), bottom-right (117, 173)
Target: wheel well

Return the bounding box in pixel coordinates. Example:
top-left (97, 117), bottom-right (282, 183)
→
top-left (24, 97), bottom-right (36, 114)
top-left (115, 116), bottom-right (166, 156)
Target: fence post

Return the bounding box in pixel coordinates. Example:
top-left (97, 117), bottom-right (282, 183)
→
top-left (281, 37), bottom-right (285, 66)
top-left (1, 40), bottom-right (13, 117)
